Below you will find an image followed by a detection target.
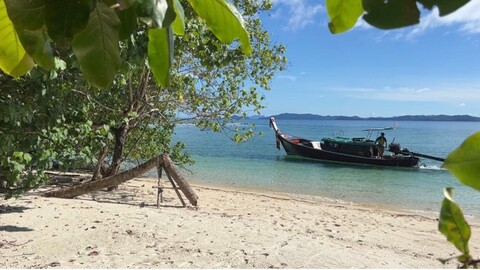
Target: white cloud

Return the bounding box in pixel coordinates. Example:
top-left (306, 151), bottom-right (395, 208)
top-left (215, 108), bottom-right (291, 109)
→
top-left (434, 1), bottom-right (480, 33)
top-left (459, 103), bottom-right (466, 107)
top-left (277, 75), bottom-right (298, 81)
top-left (272, 0), bottom-right (324, 30)
top-left (331, 85), bottom-right (480, 103)
top-left (405, 1), bottom-right (480, 39)
top-left (354, 17), bottom-right (371, 30)
top-left (354, 1), bottom-right (480, 40)
top-left (276, 71), bottom-right (308, 81)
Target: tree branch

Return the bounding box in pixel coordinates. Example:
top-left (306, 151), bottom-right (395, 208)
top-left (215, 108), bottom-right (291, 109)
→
top-left (71, 89), bottom-right (116, 112)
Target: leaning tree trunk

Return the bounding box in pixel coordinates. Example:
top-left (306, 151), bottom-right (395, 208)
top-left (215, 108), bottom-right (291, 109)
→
top-left (161, 153), bottom-right (198, 206)
top-left (91, 145), bottom-right (108, 181)
top-left (105, 125), bottom-right (129, 191)
top-left (43, 156), bottom-right (160, 198)
top-left (107, 125), bottom-right (129, 177)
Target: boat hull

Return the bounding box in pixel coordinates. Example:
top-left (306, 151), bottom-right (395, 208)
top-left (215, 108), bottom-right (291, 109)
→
top-left (276, 133), bottom-right (419, 168)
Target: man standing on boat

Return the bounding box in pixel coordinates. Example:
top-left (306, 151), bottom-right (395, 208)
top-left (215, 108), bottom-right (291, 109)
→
top-left (375, 133), bottom-right (387, 158)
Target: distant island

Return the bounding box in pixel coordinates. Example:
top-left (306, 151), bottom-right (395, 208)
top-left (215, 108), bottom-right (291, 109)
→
top-left (249, 113), bottom-right (480, 122)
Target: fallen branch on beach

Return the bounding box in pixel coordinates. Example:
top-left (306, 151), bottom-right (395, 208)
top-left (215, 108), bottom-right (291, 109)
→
top-left (42, 154), bottom-right (198, 206)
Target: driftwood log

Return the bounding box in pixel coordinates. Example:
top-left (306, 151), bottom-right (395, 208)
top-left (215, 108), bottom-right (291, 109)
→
top-left (42, 154), bottom-right (198, 206)
top-left (43, 157), bottom-right (160, 198)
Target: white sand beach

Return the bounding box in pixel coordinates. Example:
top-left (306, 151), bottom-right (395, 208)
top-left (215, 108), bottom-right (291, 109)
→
top-left (1, 178), bottom-right (479, 268)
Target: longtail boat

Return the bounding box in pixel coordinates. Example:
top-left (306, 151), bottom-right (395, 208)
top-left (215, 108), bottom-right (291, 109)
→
top-left (269, 117), bottom-right (422, 167)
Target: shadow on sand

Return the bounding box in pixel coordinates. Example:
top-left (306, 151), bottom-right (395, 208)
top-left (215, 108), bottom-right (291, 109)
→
top-left (0, 225), bottom-right (33, 232)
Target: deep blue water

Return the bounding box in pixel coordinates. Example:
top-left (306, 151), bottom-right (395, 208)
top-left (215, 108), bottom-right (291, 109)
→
top-left (172, 119), bottom-right (480, 217)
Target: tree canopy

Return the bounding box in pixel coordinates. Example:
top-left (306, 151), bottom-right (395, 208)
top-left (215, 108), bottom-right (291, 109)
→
top-left (0, 0), bottom-right (286, 197)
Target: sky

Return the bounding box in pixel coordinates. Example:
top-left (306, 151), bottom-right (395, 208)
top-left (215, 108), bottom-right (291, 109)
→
top-left (255, 0), bottom-right (480, 118)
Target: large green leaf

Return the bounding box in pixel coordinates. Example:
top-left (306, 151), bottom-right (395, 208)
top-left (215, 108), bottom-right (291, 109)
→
top-left (438, 187), bottom-right (471, 255)
top-left (327, 0), bottom-right (364, 34)
top-left (15, 27), bottom-right (54, 70)
top-left (45, 0), bottom-right (94, 44)
top-left (418, 0), bottom-right (470, 16)
top-left (187, 0), bottom-right (252, 54)
top-left (0, 1), bottom-right (34, 77)
top-left (9, 53), bottom-right (35, 77)
top-left (148, 26), bottom-right (173, 87)
top-left (136, 0), bottom-right (176, 28)
top-left (4, 0), bottom-right (45, 30)
top-left (117, 4), bottom-right (138, 40)
top-left (171, 0), bottom-right (185, 35)
top-left (362, 0), bottom-right (420, 29)
top-left (72, 2), bottom-right (121, 89)
top-left (442, 132), bottom-right (480, 191)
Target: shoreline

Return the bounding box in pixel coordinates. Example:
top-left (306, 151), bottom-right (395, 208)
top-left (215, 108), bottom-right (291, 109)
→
top-left (185, 177), bottom-right (473, 220)
top-left (191, 180), bottom-right (440, 218)
top-left (1, 177), bottom-right (479, 268)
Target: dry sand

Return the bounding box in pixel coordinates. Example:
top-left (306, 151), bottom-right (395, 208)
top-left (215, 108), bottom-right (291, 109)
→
top-left (1, 178), bottom-right (479, 268)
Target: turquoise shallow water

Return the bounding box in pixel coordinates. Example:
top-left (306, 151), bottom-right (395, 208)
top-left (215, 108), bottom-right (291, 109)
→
top-left (172, 119), bottom-right (480, 217)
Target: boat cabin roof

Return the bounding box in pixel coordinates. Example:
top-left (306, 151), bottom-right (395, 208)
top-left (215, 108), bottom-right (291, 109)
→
top-left (362, 127), bottom-right (394, 132)
top-left (322, 137), bottom-right (375, 146)
top-left (362, 125), bottom-right (396, 139)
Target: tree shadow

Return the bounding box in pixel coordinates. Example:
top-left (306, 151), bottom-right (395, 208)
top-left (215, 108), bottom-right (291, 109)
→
top-left (75, 189), bottom-right (187, 209)
top-left (0, 225), bottom-right (33, 232)
top-left (0, 205), bottom-right (31, 214)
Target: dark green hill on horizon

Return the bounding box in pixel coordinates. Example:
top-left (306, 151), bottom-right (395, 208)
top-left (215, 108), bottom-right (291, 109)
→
top-left (260, 113), bottom-right (480, 122)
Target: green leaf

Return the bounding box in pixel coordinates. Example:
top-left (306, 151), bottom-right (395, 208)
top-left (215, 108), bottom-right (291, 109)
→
top-left (15, 27), bottom-right (55, 70)
top-left (438, 187), bottom-right (471, 255)
top-left (136, 0), bottom-right (176, 28)
top-left (11, 160), bottom-right (25, 171)
top-left (54, 57), bottom-right (66, 70)
top-left (117, 4), bottom-right (138, 40)
top-left (12, 151), bottom-right (23, 159)
top-left (442, 132), bottom-right (480, 191)
top-left (148, 26), bottom-right (172, 87)
top-left (327, 0), bottom-right (364, 34)
top-left (362, 0), bottom-right (420, 29)
top-left (72, 2), bottom-right (121, 89)
top-left (23, 153), bottom-right (32, 163)
top-left (418, 0), bottom-right (470, 16)
top-left (0, 1), bottom-right (34, 77)
top-left (45, 0), bottom-right (94, 44)
top-left (187, 0), bottom-right (252, 54)
top-left (171, 0), bottom-right (185, 35)
top-left (8, 52), bottom-right (35, 77)
top-left (4, 0), bottom-right (45, 30)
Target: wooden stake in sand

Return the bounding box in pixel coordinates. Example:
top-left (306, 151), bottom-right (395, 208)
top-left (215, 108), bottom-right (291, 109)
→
top-left (42, 154), bottom-right (198, 207)
top-left (154, 166), bottom-right (186, 208)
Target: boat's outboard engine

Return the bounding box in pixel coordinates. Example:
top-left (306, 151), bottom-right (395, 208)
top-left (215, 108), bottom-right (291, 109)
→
top-left (388, 143), bottom-right (401, 154)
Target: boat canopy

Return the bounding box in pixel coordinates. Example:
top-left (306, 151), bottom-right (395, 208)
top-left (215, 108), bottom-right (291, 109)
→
top-left (322, 137), bottom-right (375, 146)
top-left (362, 127), bottom-right (394, 131)
top-left (362, 125), bottom-right (397, 140)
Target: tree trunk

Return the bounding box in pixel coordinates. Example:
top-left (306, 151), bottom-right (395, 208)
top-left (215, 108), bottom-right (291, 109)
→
top-left (161, 153), bottom-right (198, 206)
top-left (43, 156), bottom-right (160, 198)
top-left (0, 173), bottom-right (5, 189)
top-left (108, 125), bottom-right (129, 177)
top-left (91, 145), bottom-right (108, 181)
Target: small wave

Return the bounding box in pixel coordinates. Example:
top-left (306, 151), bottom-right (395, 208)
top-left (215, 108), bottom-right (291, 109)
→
top-left (419, 164), bottom-right (446, 171)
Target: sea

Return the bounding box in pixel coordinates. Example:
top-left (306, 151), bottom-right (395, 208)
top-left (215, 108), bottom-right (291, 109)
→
top-left (171, 119), bottom-right (480, 218)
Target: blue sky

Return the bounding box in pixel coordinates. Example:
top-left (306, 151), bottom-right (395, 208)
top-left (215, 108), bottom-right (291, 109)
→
top-left (256, 0), bottom-right (480, 117)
